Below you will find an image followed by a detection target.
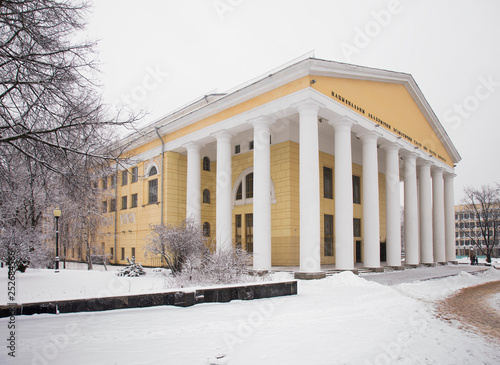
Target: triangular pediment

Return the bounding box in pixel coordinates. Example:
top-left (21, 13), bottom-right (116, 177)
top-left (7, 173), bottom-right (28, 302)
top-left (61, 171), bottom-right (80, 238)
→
top-left (311, 72), bottom-right (458, 166)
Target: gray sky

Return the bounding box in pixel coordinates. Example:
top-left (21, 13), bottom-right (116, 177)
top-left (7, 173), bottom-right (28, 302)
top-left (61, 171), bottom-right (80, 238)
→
top-left (87, 0), bottom-right (500, 201)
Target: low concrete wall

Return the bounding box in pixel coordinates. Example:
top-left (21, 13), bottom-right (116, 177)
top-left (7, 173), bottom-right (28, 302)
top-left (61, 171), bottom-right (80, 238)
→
top-left (0, 281), bottom-right (297, 317)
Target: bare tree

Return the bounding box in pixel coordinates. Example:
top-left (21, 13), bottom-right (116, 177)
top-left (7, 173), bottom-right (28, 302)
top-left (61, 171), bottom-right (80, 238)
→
top-left (0, 1), bottom-right (137, 270)
top-left (460, 184), bottom-right (500, 263)
top-left (144, 219), bottom-right (208, 275)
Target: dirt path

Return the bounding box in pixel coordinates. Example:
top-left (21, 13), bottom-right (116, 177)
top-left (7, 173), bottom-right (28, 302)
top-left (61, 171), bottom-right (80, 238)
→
top-left (438, 280), bottom-right (500, 341)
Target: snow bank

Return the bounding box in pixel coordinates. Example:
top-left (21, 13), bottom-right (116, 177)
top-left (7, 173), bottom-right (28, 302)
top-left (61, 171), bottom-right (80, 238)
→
top-left (5, 267), bottom-right (500, 365)
top-left (394, 268), bottom-right (500, 302)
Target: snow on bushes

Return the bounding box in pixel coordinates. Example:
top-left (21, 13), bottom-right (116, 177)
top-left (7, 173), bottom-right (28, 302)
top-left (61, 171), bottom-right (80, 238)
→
top-left (145, 219), bottom-right (256, 285)
top-left (116, 256), bottom-right (146, 277)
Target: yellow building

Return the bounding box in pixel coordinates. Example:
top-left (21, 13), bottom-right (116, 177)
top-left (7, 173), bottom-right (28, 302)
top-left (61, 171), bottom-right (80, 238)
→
top-left (94, 57), bottom-right (461, 277)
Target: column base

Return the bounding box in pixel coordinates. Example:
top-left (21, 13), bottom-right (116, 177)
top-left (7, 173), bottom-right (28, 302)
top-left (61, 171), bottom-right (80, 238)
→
top-left (405, 264), bottom-right (421, 269)
top-left (421, 263), bottom-right (437, 267)
top-left (448, 260), bottom-right (458, 265)
top-left (248, 270), bottom-right (270, 277)
top-left (365, 267), bottom-right (385, 273)
top-left (387, 266), bottom-right (405, 271)
top-left (327, 268), bottom-right (359, 275)
top-left (294, 271), bottom-right (326, 280)
top-left (437, 261), bottom-right (448, 266)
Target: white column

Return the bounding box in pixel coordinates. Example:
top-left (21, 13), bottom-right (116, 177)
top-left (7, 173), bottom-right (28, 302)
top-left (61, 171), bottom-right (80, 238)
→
top-left (383, 144), bottom-right (401, 267)
top-left (418, 161), bottom-right (433, 264)
top-left (330, 118), bottom-right (354, 270)
top-left (250, 116), bottom-right (273, 271)
top-left (214, 131), bottom-right (233, 253)
top-left (444, 173), bottom-right (457, 262)
top-left (298, 103), bottom-right (322, 273)
top-left (432, 167), bottom-right (446, 263)
top-left (358, 132), bottom-right (380, 268)
top-left (185, 142), bottom-right (202, 226)
top-left (404, 154), bottom-right (419, 265)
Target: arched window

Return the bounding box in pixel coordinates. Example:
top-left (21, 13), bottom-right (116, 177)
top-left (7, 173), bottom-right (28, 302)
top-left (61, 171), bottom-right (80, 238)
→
top-left (245, 173), bottom-right (253, 199)
top-left (149, 166), bottom-right (158, 177)
top-left (203, 157), bottom-right (210, 171)
top-left (203, 189), bottom-right (210, 203)
top-left (203, 222), bottom-right (210, 237)
top-left (232, 168), bottom-right (276, 206)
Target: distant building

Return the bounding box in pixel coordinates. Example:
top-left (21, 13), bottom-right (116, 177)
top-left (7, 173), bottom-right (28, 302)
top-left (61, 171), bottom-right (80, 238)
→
top-left (455, 205), bottom-right (500, 257)
top-left (65, 57), bottom-right (461, 276)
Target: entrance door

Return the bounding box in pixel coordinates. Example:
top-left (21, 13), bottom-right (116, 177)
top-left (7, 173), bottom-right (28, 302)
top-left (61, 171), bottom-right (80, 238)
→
top-left (355, 240), bottom-right (362, 263)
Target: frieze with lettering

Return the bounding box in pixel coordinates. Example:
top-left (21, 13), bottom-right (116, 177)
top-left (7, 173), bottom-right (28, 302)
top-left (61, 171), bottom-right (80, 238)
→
top-left (330, 90), bottom-right (447, 163)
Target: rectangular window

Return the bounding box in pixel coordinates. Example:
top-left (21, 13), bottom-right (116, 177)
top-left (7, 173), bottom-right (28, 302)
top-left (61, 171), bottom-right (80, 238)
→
top-left (102, 177), bottom-right (108, 189)
top-left (131, 247), bottom-right (136, 259)
top-left (148, 179), bottom-right (158, 204)
top-left (235, 214), bottom-right (242, 249)
top-left (122, 170), bottom-right (128, 186)
top-left (235, 145), bottom-right (240, 154)
top-left (353, 218), bottom-right (362, 237)
top-left (249, 141), bottom-right (254, 150)
top-left (245, 213), bottom-right (253, 253)
top-left (121, 247), bottom-right (125, 261)
top-left (110, 198), bottom-right (116, 212)
top-left (323, 167), bottom-right (333, 199)
top-left (131, 166), bottom-right (138, 183)
top-left (110, 247), bottom-right (114, 260)
top-left (102, 201), bottom-right (108, 213)
top-left (353, 176), bottom-right (361, 204)
top-left (324, 214), bottom-right (333, 256)
top-left (131, 193), bottom-right (138, 208)
top-left (110, 174), bottom-right (117, 188)
top-left (121, 196), bottom-right (127, 210)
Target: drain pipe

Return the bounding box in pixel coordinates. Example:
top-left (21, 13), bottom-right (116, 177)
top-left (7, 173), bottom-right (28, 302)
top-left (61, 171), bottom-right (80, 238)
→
top-left (155, 127), bottom-right (165, 226)
top-left (114, 160), bottom-right (118, 264)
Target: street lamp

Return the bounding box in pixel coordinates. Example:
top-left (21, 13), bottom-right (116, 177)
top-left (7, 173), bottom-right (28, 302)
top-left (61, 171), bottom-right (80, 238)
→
top-left (53, 208), bottom-right (61, 273)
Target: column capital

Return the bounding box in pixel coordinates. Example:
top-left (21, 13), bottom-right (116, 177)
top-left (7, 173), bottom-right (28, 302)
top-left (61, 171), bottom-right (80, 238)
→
top-left (295, 99), bottom-right (324, 114)
top-left (357, 130), bottom-right (381, 142)
top-left (380, 141), bottom-right (402, 152)
top-left (431, 166), bottom-right (444, 177)
top-left (329, 117), bottom-right (355, 131)
top-left (184, 141), bottom-right (202, 152)
top-left (402, 151), bottom-right (419, 162)
top-left (417, 158), bottom-right (433, 168)
top-left (212, 130), bottom-right (233, 143)
top-left (444, 172), bottom-right (457, 180)
top-left (248, 115), bottom-right (275, 129)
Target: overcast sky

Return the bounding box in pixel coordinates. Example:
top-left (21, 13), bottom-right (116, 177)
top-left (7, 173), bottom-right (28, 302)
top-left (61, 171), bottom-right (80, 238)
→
top-left (86, 0), bottom-right (500, 201)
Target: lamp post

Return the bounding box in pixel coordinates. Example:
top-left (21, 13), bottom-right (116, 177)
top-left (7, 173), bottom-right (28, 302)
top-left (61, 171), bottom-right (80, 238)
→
top-left (54, 208), bottom-right (61, 273)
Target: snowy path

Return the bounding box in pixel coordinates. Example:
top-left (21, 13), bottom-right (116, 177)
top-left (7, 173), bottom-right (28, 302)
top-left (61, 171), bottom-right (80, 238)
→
top-left (439, 280), bottom-right (500, 341)
top-left (2, 269), bottom-right (500, 364)
top-left (360, 265), bottom-right (489, 285)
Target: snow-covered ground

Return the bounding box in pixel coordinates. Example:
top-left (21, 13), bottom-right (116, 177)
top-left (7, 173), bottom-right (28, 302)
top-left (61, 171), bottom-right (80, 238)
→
top-left (1, 266), bottom-right (500, 364)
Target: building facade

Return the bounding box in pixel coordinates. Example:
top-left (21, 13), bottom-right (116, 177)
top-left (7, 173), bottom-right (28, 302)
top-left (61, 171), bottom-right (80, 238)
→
top-left (455, 205), bottom-right (500, 258)
top-left (73, 58), bottom-right (461, 275)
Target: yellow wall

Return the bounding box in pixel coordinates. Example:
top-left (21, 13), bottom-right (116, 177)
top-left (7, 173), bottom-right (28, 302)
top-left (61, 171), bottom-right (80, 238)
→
top-left (312, 76), bottom-right (453, 166)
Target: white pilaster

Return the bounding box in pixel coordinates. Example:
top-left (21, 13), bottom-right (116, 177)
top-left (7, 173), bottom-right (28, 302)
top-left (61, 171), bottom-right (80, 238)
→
top-left (418, 161), bottom-right (433, 264)
top-left (250, 116), bottom-right (273, 271)
top-left (444, 173), bottom-right (457, 262)
top-left (298, 102), bottom-right (322, 273)
top-left (404, 154), bottom-right (419, 265)
top-left (432, 167), bottom-right (446, 263)
top-left (383, 144), bottom-right (401, 267)
top-left (185, 142), bottom-right (202, 226)
top-left (330, 118), bottom-right (354, 270)
top-left (214, 131), bottom-right (233, 253)
top-left (358, 132), bottom-right (380, 268)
